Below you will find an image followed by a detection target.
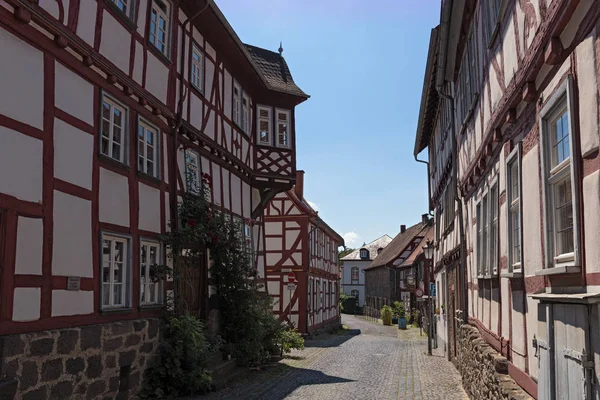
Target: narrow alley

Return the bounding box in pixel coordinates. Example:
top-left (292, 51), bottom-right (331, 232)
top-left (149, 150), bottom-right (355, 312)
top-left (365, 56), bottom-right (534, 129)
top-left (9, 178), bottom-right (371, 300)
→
top-left (198, 315), bottom-right (468, 400)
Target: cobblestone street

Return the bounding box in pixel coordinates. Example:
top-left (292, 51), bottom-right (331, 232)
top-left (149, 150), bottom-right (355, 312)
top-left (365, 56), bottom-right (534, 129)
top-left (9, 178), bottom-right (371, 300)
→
top-left (198, 315), bottom-right (468, 400)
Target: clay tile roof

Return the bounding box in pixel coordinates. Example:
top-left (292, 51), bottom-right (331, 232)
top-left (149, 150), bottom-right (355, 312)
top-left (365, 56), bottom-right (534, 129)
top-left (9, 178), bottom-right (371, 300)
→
top-left (243, 44), bottom-right (309, 98)
top-left (367, 222), bottom-right (428, 269)
top-left (341, 235), bottom-right (394, 261)
top-left (399, 226), bottom-right (434, 267)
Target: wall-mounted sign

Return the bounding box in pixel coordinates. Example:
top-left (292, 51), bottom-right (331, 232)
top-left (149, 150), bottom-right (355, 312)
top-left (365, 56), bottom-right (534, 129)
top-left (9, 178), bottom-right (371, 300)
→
top-left (67, 276), bottom-right (81, 291)
top-left (287, 283), bottom-right (297, 291)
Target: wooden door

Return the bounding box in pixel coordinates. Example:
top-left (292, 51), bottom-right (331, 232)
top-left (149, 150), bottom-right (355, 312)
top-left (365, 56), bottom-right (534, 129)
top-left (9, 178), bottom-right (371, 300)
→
top-left (174, 253), bottom-right (207, 319)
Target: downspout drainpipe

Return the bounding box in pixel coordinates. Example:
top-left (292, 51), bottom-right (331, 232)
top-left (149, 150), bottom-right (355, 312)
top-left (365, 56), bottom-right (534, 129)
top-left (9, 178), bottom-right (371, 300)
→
top-left (171, 0), bottom-right (212, 233)
top-left (414, 156), bottom-right (434, 216)
top-left (438, 89), bottom-right (468, 326)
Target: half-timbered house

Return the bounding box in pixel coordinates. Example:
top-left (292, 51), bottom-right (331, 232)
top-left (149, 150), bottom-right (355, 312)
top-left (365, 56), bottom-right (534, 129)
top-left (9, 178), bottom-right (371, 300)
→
top-left (264, 171), bottom-right (344, 334)
top-left (414, 0), bottom-right (600, 398)
top-left (0, 0), bottom-right (307, 397)
top-left (364, 217), bottom-right (431, 318)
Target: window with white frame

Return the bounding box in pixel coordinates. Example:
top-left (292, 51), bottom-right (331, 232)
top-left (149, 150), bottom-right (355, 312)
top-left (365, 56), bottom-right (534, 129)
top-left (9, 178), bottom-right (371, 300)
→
top-left (276, 109), bottom-right (291, 148)
top-left (540, 77), bottom-right (579, 269)
top-left (102, 234), bottom-right (129, 308)
top-left (257, 106), bottom-right (272, 145)
top-left (351, 289), bottom-right (359, 304)
top-left (443, 182), bottom-right (455, 231)
top-left (477, 182), bottom-right (499, 277)
top-left (140, 240), bottom-right (161, 305)
top-left (185, 149), bottom-right (201, 195)
top-left (351, 267), bottom-right (359, 281)
top-left (242, 94), bottom-right (251, 134)
top-left (101, 95), bottom-right (127, 163)
top-left (149, 0), bottom-right (170, 56)
top-left (243, 222), bottom-right (254, 268)
top-left (506, 146), bottom-right (522, 273)
top-left (137, 119), bottom-right (159, 177)
top-left (233, 82), bottom-right (242, 126)
top-left (360, 249), bottom-right (369, 259)
top-left (191, 46), bottom-right (204, 93)
top-left (457, 27), bottom-right (479, 126)
top-left (111, 0), bottom-right (136, 20)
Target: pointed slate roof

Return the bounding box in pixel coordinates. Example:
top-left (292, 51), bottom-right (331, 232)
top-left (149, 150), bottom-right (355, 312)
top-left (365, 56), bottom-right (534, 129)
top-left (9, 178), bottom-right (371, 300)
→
top-left (367, 222), bottom-right (429, 269)
top-left (341, 235), bottom-right (393, 261)
top-left (244, 44), bottom-right (309, 98)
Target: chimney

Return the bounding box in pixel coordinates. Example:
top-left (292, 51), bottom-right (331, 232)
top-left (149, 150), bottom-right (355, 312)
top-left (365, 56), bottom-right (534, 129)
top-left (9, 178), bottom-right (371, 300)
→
top-left (295, 170), bottom-right (305, 198)
top-left (422, 214), bottom-right (429, 224)
top-left (400, 225), bottom-right (406, 233)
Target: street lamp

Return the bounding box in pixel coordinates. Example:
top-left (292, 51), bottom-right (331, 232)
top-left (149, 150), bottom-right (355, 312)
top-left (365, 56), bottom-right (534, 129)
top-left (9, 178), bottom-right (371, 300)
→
top-left (422, 240), bottom-right (434, 356)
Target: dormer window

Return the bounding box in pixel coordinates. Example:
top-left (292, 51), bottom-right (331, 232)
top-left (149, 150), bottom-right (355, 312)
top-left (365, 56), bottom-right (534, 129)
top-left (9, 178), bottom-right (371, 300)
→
top-left (360, 249), bottom-right (369, 260)
top-left (276, 109), bottom-right (291, 148)
top-left (257, 105), bottom-right (272, 145)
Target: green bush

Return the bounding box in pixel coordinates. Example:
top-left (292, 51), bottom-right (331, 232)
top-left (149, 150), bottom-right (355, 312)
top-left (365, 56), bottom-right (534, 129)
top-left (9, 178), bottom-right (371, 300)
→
top-left (140, 315), bottom-right (215, 399)
top-left (411, 309), bottom-right (421, 326)
top-left (340, 294), bottom-right (358, 314)
top-left (392, 301), bottom-right (405, 318)
top-left (381, 305), bottom-right (393, 325)
top-left (280, 328), bottom-right (305, 354)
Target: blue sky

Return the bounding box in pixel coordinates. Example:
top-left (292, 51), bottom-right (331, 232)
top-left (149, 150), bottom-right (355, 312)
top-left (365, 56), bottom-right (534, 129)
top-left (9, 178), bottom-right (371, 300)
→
top-left (217, 0), bottom-right (440, 248)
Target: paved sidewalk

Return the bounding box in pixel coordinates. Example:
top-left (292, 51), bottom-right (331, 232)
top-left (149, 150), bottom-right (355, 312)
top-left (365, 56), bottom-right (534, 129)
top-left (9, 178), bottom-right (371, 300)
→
top-left (192, 315), bottom-right (468, 400)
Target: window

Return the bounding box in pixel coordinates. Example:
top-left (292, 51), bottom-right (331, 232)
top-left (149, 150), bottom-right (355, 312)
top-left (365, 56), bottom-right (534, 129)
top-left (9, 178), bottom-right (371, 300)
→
top-left (110, 0), bottom-right (135, 20)
top-left (276, 109), bottom-right (291, 148)
top-left (506, 146), bottom-right (522, 273)
top-left (477, 182), bottom-right (499, 277)
top-left (242, 222), bottom-right (254, 268)
top-left (137, 119), bottom-right (159, 177)
top-left (185, 149), bottom-right (201, 195)
top-left (457, 27), bottom-right (479, 126)
top-left (484, 0), bottom-right (503, 45)
top-left (257, 106), bottom-right (272, 145)
top-left (102, 234), bottom-right (130, 308)
top-left (101, 95), bottom-right (128, 163)
top-left (191, 46), bottom-right (204, 93)
top-left (540, 77), bottom-right (579, 270)
top-left (351, 290), bottom-right (359, 304)
top-left (149, 0), bottom-right (170, 56)
top-left (443, 182), bottom-right (455, 231)
top-left (233, 82), bottom-right (241, 126)
top-left (360, 249), bottom-right (369, 260)
top-left (242, 94), bottom-right (251, 134)
top-left (140, 240), bottom-right (161, 305)
top-left (351, 267), bottom-right (359, 281)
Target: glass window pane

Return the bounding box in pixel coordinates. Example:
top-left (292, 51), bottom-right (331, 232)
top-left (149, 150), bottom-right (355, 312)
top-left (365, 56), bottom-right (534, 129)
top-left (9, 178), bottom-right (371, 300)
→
top-left (103, 284), bottom-right (110, 306)
top-left (114, 284), bottom-right (122, 305)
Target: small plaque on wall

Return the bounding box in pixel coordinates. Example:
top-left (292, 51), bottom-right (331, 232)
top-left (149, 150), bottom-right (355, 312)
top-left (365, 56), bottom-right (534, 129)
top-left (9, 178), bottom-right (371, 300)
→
top-left (67, 276), bottom-right (81, 291)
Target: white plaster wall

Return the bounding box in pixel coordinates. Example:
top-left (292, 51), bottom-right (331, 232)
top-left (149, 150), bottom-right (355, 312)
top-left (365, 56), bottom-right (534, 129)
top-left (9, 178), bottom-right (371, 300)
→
top-left (13, 288), bottom-right (40, 322)
top-left (576, 33), bottom-right (599, 157)
top-left (489, 60), bottom-right (503, 112)
top-left (265, 221), bottom-right (282, 236)
top-left (266, 253), bottom-right (281, 268)
top-left (145, 53), bottom-right (169, 104)
top-left (133, 42), bottom-right (144, 85)
top-left (162, 133), bottom-right (169, 184)
top-left (190, 93), bottom-right (203, 129)
top-left (560, 0), bottom-right (593, 49)
top-left (503, 16), bottom-right (518, 88)
top-left (267, 281), bottom-right (280, 296)
top-left (285, 229), bottom-right (299, 249)
top-left (266, 237), bottom-right (282, 251)
top-left (15, 217), bottom-right (43, 275)
top-left (99, 11), bottom-right (131, 73)
top-left (53, 190), bottom-right (93, 277)
top-left (76, 0), bottom-right (97, 46)
top-left (222, 169), bottom-right (230, 210)
top-left (54, 119), bottom-right (94, 190)
top-left (500, 278), bottom-right (510, 338)
top-left (583, 170), bottom-right (600, 274)
top-left (242, 182), bottom-right (251, 217)
top-left (230, 174), bottom-right (241, 215)
top-left (0, 127), bottom-right (43, 203)
top-left (39, 0), bottom-right (70, 24)
top-left (136, 0), bottom-right (148, 37)
top-left (205, 111), bottom-right (215, 140)
top-left (99, 168), bottom-right (130, 226)
top-left (0, 28), bottom-right (44, 129)
top-left (51, 290), bottom-right (94, 316)
top-left (542, 58), bottom-right (570, 101)
top-left (521, 146), bottom-right (543, 274)
top-left (511, 290), bottom-right (528, 372)
top-left (138, 183), bottom-right (161, 233)
top-left (55, 62), bottom-right (94, 125)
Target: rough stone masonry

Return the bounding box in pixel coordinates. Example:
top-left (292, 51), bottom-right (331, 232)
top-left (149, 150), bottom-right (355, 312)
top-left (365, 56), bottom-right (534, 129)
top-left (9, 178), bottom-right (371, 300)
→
top-left (456, 324), bottom-right (533, 400)
top-left (0, 318), bottom-right (161, 400)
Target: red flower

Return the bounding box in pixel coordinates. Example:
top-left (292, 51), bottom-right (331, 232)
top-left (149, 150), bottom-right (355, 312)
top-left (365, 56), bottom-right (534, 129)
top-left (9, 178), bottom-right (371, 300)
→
top-left (187, 219), bottom-right (197, 227)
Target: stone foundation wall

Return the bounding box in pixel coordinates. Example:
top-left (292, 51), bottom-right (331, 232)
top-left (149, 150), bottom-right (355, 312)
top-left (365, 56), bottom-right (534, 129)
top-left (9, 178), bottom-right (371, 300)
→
top-left (456, 324), bottom-right (533, 400)
top-left (0, 318), bottom-right (162, 400)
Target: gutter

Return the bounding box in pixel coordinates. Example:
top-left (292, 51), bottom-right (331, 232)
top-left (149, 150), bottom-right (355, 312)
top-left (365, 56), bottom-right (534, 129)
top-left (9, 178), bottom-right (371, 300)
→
top-left (436, 0), bottom-right (453, 90)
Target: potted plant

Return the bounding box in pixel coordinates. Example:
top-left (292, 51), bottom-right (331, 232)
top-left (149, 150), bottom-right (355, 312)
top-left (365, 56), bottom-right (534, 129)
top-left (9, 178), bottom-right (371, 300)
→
top-left (381, 305), bottom-right (393, 326)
